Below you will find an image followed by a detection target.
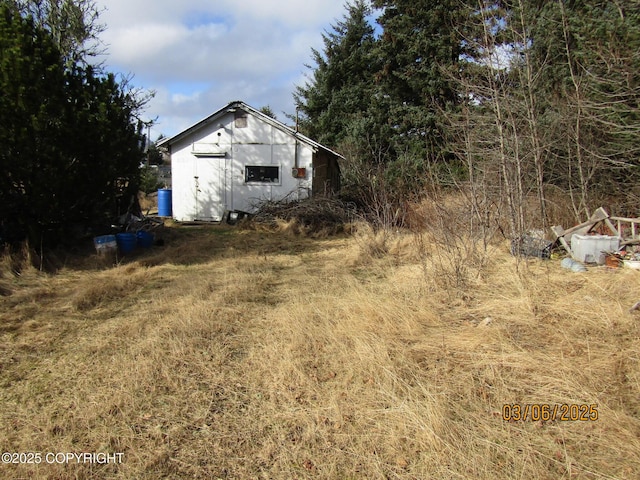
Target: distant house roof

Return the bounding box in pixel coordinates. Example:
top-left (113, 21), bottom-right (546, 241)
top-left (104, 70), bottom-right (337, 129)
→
top-left (157, 100), bottom-right (343, 159)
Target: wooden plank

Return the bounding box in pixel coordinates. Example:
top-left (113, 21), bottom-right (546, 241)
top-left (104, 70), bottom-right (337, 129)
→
top-left (551, 225), bottom-right (565, 238)
top-left (610, 216), bottom-right (640, 223)
top-left (552, 226), bottom-right (572, 253)
top-left (560, 216), bottom-right (603, 237)
top-left (621, 238), bottom-right (640, 246)
top-left (592, 207), bottom-right (610, 221)
top-left (610, 216), bottom-right (640, 239)
top-left (557, 235), bottom-right (572, 254)
top-left (604, 218), bottom-right (619, 237)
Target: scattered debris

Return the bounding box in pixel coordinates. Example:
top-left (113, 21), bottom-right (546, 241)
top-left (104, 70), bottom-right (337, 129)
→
top-left (551, 207), bottom-right (619, 254)
top-left (629, 301), bottom-right (640, 313)
top-left (477, 317), bottom-right (493, 327)
top-left (615, 248), bottom-right (640, 269)
top-left (623, 259), bottom-right (640, 270)
top-left (510, 234), bottom-right (553, 259)
top-left (560, 258), bottom-right (587, 272)
top-left (552, 207), bottom-right (640, 268)
top-left (604, 252), bottom-right (624, 269)
top-left (92, 212), bottom-right (165, 260)
top-left (571, 234), bottom-right (619, 265)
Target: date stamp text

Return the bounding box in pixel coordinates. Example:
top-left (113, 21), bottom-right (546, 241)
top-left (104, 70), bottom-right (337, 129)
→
top-left (502, 403), bottom-right (598, 422)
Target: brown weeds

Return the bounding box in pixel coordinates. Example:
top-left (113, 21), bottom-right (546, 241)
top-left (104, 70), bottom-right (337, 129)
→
top-left (0, 223), bottom-right (639, 479)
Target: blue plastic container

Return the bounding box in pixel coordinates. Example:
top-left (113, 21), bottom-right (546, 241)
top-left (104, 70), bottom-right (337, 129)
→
top-left (158, 189), bottom-right (172, 217)
top-left (136, 230), bottom-right (154, 248)
top-left (93, 235), bottom-right (117, 255)
top-left (116, 232), bottom-right (137, 254)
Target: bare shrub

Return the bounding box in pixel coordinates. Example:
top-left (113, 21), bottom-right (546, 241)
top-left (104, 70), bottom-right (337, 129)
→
top-left (413, 193), bottom-right (501, 296)
top-left (339, 156), bottom-right (419, 231)
top-left (244, 195), bottom-right (358, 237)
top-left (352, 222), bottom-right (391, 261)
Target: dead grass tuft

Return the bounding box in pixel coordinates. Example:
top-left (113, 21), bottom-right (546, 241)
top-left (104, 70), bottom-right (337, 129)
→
top-left (71, 264), bottom-right (157, 312)
top-left (1, 222), bottom-right (639, 479)
top-left (0, 250), bottom-right (13, 296)
top-left (138, 190), bottom-right (157, 214)
top-left (0, 243), bottom-right (44, 296)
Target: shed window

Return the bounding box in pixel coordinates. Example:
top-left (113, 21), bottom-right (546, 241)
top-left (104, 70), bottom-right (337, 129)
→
top-left (245, 165), bottom-right (280, 183)
top-left (234, 111), bottom-right (248, 128)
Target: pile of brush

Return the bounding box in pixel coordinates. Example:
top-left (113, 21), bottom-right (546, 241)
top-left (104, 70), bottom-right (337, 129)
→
top-left (245, 196), bottom-right (358, 236)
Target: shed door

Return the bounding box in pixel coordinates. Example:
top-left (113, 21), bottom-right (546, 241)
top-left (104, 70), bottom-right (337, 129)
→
top-left (193, 157), bottom-right (225, 221)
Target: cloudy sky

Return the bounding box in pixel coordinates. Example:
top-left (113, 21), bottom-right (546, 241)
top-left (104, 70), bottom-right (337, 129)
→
top-left (94, 0), bottom-right (351, 141)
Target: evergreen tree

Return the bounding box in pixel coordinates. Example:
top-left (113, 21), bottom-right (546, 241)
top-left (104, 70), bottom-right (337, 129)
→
top-left (0, 4), bottom-right (66, 244)
top-left (259, 105), bottom-right (277, 120)
top-left (0, 4), bottom-right (143, 246)
top-left (371, 0), bottom-right (466, 173)
top-left (373, 0), bottom-right (461, 106)
top-left (526, 0), bottom-right (640, 215)
top-left (294, 0), bottom-right (377, 149)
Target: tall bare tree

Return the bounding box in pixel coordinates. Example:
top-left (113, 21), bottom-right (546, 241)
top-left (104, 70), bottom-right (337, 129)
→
top-left (9, 0), bottom-right (104, 66)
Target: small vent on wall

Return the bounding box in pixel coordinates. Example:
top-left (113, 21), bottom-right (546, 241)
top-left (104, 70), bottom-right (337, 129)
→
top-left (234, 110), bottom-right (248, 128)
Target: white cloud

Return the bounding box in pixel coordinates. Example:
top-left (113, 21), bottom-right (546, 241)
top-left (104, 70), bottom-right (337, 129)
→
top-left (171, 90), bottom-right (202, 106)
top-left (104, 23), bottom-right (190, 63)
top-left (94, 0), bottom-right (347, 139)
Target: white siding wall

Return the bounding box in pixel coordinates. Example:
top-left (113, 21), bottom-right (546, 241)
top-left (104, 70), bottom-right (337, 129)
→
top-left (170, 110), bottom-right (313, 221)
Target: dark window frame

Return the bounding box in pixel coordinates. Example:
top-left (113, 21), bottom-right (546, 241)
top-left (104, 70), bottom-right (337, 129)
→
top-left (244, 165), bottom-right (281, 184)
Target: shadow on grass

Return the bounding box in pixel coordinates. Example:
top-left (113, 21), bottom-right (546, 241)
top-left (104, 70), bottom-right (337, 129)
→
top-left (43, 222), bottom-right (337, 272)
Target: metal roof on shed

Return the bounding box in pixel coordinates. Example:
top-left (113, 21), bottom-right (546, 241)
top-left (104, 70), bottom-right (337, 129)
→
top-left (157, 100), bottom-right (343, 159)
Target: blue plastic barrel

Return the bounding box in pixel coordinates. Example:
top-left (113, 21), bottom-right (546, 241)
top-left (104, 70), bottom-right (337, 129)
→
top-left (158, 189), bottom-right (172, 217)
top-left (116, 233), bottom-right (137, 254)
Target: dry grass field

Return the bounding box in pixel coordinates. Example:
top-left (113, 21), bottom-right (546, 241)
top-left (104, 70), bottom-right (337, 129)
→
top-left (1, 219), bottom-right (639, 479)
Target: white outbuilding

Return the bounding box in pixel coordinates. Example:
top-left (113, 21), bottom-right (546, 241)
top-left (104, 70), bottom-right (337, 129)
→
top-left (157, 100), bottom-right (342, 222)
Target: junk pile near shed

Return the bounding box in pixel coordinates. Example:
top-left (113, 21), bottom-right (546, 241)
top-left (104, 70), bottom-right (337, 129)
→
top-left (512, 207), bottom-right (640, 271)
top-left (93, 213), bottom-right (164, 260)
top-left (551, 207), bottom-right (640, 269)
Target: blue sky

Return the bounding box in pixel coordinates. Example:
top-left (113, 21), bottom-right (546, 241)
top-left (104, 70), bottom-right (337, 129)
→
top-left (94, 0), bottom-right (351, 141)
